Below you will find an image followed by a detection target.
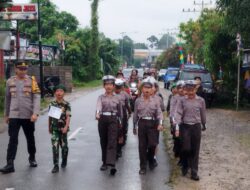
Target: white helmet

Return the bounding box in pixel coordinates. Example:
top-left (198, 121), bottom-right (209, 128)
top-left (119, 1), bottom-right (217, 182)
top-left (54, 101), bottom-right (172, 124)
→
top-left (115, 78), bottom-right (125, 86)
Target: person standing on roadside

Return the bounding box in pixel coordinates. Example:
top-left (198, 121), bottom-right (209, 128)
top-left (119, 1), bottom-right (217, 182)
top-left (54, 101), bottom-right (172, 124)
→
top-left (96, 75), bottom-right (122, 176)
top-left (174, 80), bottom-right (206, 181)
top-left (0, 61), bottom-right (40, 174)
top-left (48, 84), bottom-right (71, 173)
top-left (133, 77), bottom-right (163, 175)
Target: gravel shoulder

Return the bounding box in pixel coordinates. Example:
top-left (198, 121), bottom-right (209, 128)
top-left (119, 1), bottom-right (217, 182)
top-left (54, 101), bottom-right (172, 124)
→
top-left (161, 87), bottom-right (250, 190)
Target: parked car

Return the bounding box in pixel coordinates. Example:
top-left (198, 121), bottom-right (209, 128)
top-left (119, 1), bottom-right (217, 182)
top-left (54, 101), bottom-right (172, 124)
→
top-left (175, 64), bottom-right (215, 107)
top-left (164, 67), bottom-right (179, 89)
top-left (158, 69), bottom-right (167, 81)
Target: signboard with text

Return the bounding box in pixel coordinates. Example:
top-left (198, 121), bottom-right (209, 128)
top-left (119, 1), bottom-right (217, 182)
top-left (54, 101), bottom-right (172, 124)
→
top-left (0, 4), bottom-right (37, 20)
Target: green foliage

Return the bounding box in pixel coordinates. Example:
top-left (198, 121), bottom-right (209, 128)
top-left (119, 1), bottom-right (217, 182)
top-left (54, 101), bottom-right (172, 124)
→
top-left (134, 43), bottom-right (148, 49)
top-left (72, 80), bottom-right (102, 88)
top-left (118, 35), bottom-right (134, 66)
top-left (147, 35), bottom-right (159, 49)
top-left (158, 34), bottom-right (176, 50)
top-left (88, 0), bottom-right (101, 80)
top-left (156, 45), bottom-right (180, 69)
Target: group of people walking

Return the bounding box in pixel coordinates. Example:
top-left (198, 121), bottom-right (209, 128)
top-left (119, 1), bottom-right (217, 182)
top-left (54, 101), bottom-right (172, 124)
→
top-left (0, 63), bottom-right (206, 182)
top-left (96, 70), bottom-right (165, 176)
top-left (167, 78), bottom-right (206, 181)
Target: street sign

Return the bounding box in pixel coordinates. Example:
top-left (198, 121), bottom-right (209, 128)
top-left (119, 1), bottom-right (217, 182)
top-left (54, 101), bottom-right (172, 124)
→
top-left (0, 4), bottom-right (37, 20)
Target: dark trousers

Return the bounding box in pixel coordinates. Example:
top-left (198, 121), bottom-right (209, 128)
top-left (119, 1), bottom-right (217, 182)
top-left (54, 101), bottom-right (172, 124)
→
top-left (138, 119), bottom-right (158, 170)
top-left (180, 123), bottom-right (201, 175)
top-left (7, 119), bottom-right (36, 161)
top-left (98, 115), bottom-right (118, 166)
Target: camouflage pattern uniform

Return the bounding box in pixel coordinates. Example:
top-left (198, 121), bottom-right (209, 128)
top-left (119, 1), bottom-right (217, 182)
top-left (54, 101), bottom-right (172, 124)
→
top-left (49, 100), bottom-right (71, 166)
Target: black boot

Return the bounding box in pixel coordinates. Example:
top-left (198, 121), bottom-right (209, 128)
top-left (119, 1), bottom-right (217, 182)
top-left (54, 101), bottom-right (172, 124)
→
top-left (0, 160), bottom-right (15, 174)
top-left (29, 159), bottom-right (37, 167)
top-left (61, 158), bottom-right (67, 168)
top-left (51, 165), bottom-right (59, 173)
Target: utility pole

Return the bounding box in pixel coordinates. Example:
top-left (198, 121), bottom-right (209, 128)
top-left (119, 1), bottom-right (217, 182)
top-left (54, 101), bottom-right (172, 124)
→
top-left (120, 32), bottom-right (125, 65)
top-left (183, 0), bottom-right (213, 13)
top-left (160, 28), bottom-right (178, 50)
top-left (37, 0), bottom-right (44, 98)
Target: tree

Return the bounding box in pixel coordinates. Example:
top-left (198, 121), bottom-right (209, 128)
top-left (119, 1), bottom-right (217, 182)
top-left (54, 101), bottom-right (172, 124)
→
top-left (99, 34), bottom-right (120, 75)
top-left (134, 43), bottom-right (148, 49)
top-left (217, 0), bottom-right (250, 46)
top-left (118, 35), bottom-right (134, 66)
top-left (88, 0), bottom-right (101, 80)
top-left (147, 35), bottom-right (159, 49)
top-left (158, 34), bottom-right (176, 50)
top-left (156, 45), bottom-right (180, 69)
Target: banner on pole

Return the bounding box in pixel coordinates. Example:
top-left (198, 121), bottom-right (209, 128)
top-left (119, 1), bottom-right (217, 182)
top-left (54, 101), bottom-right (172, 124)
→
top-left (0, 31), bottom-right (11, 50)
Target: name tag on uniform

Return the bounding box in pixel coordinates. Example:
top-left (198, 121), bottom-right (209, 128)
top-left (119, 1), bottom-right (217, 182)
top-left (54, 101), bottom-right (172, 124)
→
top-left (48, 106), bottom-right (62, 119)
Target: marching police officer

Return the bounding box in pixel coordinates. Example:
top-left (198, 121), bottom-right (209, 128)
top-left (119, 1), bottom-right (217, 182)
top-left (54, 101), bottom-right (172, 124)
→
top-left (114, 79), bottom-right (131, 158)
top-left (174, 80), bottom-right (206, 181)
top-left (96, 75), bottom-right (122, 176)
top-left (133, 77), bottom-right (163, 175)
top-left (0, 61), bottom-right (40, 174)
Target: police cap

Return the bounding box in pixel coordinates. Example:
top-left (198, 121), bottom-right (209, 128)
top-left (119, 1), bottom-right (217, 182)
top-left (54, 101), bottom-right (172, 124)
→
top-left (184, 80), bottom-right (197, 88)
top-left (141, 77), bottom-right (154, 88)
top-left (15, 61), bottom-right (28, 68)
top-left (176, 80), bottom-right (185, 88)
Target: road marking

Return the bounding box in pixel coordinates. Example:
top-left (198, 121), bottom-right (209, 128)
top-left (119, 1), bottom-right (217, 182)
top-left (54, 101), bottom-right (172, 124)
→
top-left (68, 127), bottom-right (83, 140)
top-left (6, 188), bottom-right (15, 190)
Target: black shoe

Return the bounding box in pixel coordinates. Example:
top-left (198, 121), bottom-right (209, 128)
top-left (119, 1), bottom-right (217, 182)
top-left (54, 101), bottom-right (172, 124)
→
top-left (181, 167), bottom-right (188, 176)
top-left (139, 168), bottom-right (146, 175)
top-left (191, 174), bottom-right (200, 181)
top-left (29, 159), bottom-right (37, 167)
top-left (100, 164), bottom-right (108, 171)
top-left (110, 168), bottom-right (117, 176)
top-left (51, 165), bottom-right (59, 173)
top-left (116, 151), bottom-right (122, 159)
top-left (0, 160), bottom-right (15, 174)
top-left (61, 159), bottom-right (67, 168)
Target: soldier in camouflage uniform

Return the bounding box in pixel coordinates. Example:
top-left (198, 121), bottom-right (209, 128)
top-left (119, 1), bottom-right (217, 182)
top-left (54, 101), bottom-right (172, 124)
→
top-left (48, 84), bottom-right (71, 173)
top-left (0, 61), bottom-right (40, 174)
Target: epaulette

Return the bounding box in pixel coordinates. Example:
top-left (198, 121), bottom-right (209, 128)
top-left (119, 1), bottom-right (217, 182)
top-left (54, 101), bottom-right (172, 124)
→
top-left (31, 76), bottom-right (41, 93)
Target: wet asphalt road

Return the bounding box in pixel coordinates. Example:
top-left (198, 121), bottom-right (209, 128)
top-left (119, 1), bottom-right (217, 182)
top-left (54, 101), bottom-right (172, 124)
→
top-left (0, 89), bottom-right (171, 190)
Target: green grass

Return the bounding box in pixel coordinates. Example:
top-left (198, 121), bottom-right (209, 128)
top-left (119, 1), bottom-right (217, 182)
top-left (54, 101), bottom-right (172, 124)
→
top-left (73, 80), bottom-right (102, 88)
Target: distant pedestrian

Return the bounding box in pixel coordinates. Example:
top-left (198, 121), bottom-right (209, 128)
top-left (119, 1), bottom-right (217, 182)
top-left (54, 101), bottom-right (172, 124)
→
top-left (48, 84), bottom-right (71, 173)
top-left (0, 61), bottom-right (40, 174)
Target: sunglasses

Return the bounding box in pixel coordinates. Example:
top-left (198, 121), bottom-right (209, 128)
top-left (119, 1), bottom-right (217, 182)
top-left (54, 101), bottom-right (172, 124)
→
top-left (17, 67), bottom-right (28, 71)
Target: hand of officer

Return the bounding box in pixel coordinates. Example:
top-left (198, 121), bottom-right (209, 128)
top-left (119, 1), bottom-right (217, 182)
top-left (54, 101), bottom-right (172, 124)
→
top-left (133, 127), bottom-right (137, 135)
top-left (202, 124), bottom-right (206, 131)
top-left (61, 127), bottom-right (68, 134)
top-left (96, 113), bottom-right (100, 120)
top-left (31, 114), bottom-right (38, 122)
top-left (157, 125), bottom-right (164, 131)
top-left (4, 116), bottom-right (9, 124)
top-left (175, 130), bottom-right (180, 137)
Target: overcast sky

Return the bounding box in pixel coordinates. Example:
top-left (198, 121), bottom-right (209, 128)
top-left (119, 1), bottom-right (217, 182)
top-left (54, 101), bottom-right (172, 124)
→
top-left (14, 0), bottom-right (215, 43)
